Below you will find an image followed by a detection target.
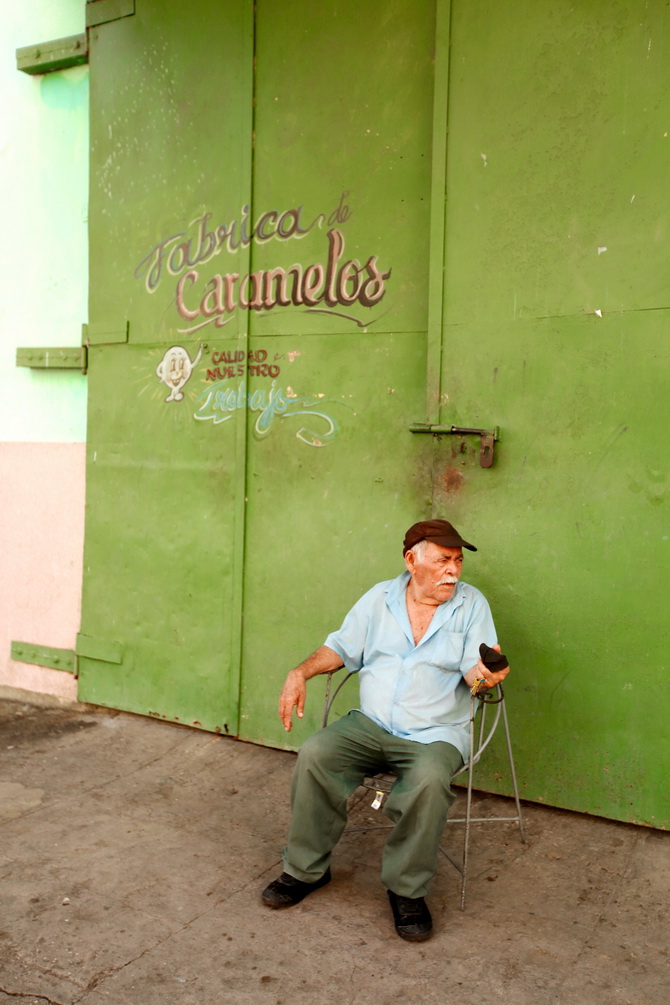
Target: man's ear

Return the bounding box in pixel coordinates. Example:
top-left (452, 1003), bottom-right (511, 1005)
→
top-left (404, 549), bottom-right (415, 574)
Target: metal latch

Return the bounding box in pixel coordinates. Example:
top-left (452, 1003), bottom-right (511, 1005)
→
top-left (409, 424), bottom-right (499, 468)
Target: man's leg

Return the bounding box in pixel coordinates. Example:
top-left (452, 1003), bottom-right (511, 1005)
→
top-left (283, 710), bottom-right (388, 882)
top-left (380, 738), bottom-right (463, 899)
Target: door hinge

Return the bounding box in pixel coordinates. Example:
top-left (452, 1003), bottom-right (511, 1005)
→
top-left (11, 641), bottom-right (77, 674)
top-left (86, 0), bottom-right (136, 29)
top-left (409, 424), bottom-right (500, 468)
top-left (16, 33), bottom-right (88, 75)
top-left (16, 346), bottom-right (88, 373)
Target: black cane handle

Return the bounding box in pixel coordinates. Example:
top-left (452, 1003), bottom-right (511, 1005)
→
top-left (479, 643), bottom-right (509, 672)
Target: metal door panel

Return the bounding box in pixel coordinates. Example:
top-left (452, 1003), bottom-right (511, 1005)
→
top-left (435, 0), bottom-right (670, 827)
top-left (238, 331), bottom-right (432, 746)
top-left (79, 0), bottom-right (254, 729)
top-left (248, 0), bottom-right (435, 339)
top-left (87, 0), bottom-right (254, 345)
top-left (444, 0), bottom-right (670, 325)
top-left (78, 338), bottom-right (246, 731)
top-left (237, 0), bottom-right (437, 745)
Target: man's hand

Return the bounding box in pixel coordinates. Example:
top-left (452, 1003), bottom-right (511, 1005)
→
top-left (277, 645), bottom-right (345, 733)
top-left (464, 643), bottom-right (510, 692)
top-left (279, 669), bottom-right (308, 733)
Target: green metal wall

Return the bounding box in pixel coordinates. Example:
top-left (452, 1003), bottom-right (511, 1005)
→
top-left (435, 0), bottom-right (669, 828)
top-left (79, 0), bottom-right (669, 828)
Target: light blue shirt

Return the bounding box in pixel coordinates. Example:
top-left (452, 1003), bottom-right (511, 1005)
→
top-left (324, 571), bottom-right (497, 758)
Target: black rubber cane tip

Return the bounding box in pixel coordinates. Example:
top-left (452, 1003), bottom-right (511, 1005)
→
top-left (479, 643), bottom-right (509, 671)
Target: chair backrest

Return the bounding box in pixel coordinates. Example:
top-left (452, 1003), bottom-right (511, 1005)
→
top-left (322, 668), bottom-right (354, 728)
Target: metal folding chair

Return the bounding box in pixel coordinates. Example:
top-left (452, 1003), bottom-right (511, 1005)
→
top-left (322, 670), bottom-right (526, 910)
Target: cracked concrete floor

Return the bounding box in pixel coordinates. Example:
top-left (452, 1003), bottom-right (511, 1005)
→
top-left (0, 697), bottom-right (668, 1005)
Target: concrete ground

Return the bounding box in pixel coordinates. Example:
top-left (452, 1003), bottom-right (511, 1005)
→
top-left (0, 697), bottom-right (667, 1005)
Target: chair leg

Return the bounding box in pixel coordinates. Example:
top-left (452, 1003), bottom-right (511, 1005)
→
top-left (443, 690), bottom-right (525, 911)
top-left (501, 697), bottom-right (527, 844)
top-left (460, 697), bottom-right (477, 911)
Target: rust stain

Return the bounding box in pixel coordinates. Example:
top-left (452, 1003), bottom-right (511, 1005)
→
top-left (442, 465), bottom-right (465, 494)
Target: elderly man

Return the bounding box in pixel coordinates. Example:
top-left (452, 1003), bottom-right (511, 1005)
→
top-left (261, 519), bottom-right (509, 941)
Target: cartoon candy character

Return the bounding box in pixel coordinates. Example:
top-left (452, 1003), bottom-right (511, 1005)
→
top-left (155, 344), bottom-right (203, 402)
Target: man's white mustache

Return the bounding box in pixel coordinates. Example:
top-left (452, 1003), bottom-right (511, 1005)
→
top-left (436, 577), bottom-right (458, 585)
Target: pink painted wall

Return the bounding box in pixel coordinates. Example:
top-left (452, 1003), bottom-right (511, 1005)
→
top-left (1, 442), bottom-right (85, 699)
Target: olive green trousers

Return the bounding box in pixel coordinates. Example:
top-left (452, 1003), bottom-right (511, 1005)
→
top-left (283, 710), bottom-right (463, 899)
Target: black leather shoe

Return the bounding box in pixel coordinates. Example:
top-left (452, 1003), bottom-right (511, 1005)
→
top-left (261, 868), bottom-right (331, 908)
top-left (387, 890), bottom-right (433, 941)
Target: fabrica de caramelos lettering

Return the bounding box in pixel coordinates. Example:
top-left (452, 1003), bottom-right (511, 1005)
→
top-left (135, 205), bottom-right (323, 294)
top-left (176, 228), bottom-right (391, 330)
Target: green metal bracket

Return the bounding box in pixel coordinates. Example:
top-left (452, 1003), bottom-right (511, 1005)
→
top-left (15, 2), bottom-right (135, 73)
top-left (16, 33), bottom-right (88, 75)
top-left (76, 634), bottom-right (123, 665)
top-left (83, 321), bottom-right (129, 346)
top-left (86, 0), bottom-right (136, 29)
top-left (410, 424), bottom-right (500, 468)
top-left (11, 641), bottom-right (76, 674)
top-left (16, 347), bottom-right (88, 372)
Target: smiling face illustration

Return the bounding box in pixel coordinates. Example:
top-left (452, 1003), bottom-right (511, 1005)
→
top-left (155, 344), bottom-right (202, 401)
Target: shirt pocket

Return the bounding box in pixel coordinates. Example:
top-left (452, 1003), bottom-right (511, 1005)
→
top-left (429, 631), bottom-right (466, 671)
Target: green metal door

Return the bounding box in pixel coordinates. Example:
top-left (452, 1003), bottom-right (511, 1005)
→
top-left (237, 0), bottom-right (436, 746)
top-left (78, 0), bottom-right (254, 732)
top-left (78, 0), bottom-right (669, 828)
top-left (427, 0), bottom-right (670, 828)
top-left (78, 0), bottom-right (435, 739)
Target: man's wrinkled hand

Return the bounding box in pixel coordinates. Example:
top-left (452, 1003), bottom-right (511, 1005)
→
top-left (278, 669), bottom-right (307, 732)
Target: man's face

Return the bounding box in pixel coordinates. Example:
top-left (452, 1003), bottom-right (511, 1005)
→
top-left (405, 541), bottom-right (464, 605)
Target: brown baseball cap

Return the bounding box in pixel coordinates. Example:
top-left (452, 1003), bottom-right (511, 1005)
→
top-left (402, 519), bottom-right (477, 554)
